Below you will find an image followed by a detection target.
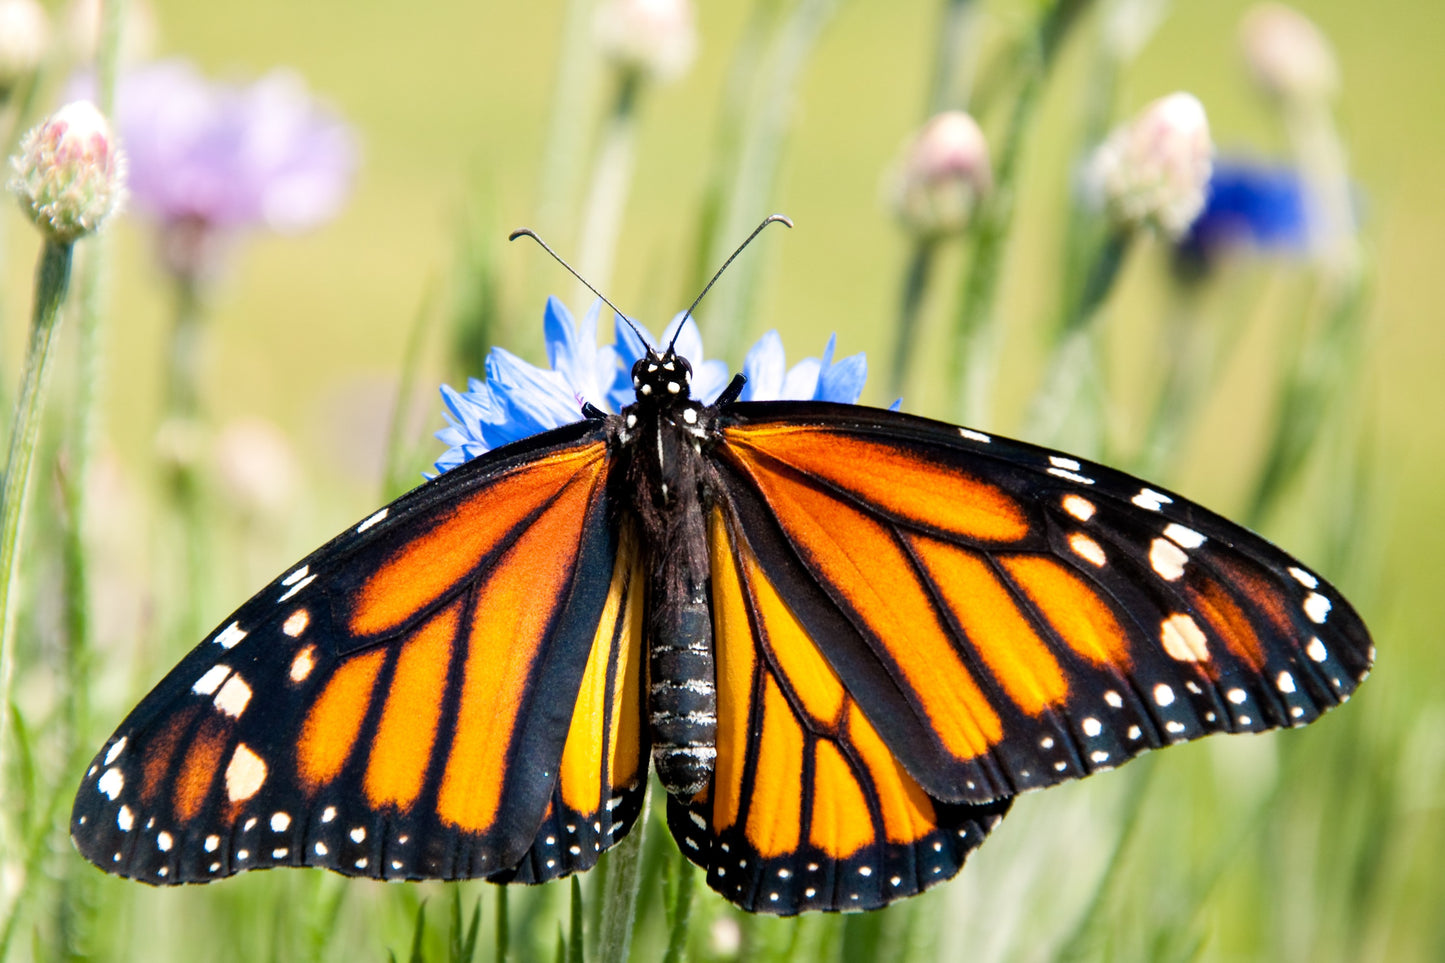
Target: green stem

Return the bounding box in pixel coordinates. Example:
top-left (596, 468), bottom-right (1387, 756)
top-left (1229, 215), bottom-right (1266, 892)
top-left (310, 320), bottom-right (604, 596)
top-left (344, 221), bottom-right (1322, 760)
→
top-left (161, 275), bottom-right (212, 640)
top-left (950, 0), bottom-right (1093, 425)
top-left (660, 849), bottom-right (695, 963)
top-left (595, 782), bottom-right (651, 963)
top-left (576, 70), bottom-right (642, 302)
top-left (887, 238), bottom-right (936, 399)
top-left (0, 239), bottom-right (75, 887)
top-left (1024, 231), bottom-right (1131, 444)
top-left (925, 0), bottom-right (982, 113)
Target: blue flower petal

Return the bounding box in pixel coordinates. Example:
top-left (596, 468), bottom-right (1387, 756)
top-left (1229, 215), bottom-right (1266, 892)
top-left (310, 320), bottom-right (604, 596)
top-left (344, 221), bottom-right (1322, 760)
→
top-left (1177, 160), bottom-right (1310, 266)
top-left (741, 330), bottom-right (786, 401)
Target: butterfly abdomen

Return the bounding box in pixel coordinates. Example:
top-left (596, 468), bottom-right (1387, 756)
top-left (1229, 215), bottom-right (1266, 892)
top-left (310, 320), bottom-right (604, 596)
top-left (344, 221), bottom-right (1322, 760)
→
top-left (648, 567), bottom-right (717, 797)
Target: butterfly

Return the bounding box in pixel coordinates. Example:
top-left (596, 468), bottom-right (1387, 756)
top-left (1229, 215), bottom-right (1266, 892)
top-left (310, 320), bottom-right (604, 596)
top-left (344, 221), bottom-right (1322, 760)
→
top-left (72, 252), bottom-right (1372, 917)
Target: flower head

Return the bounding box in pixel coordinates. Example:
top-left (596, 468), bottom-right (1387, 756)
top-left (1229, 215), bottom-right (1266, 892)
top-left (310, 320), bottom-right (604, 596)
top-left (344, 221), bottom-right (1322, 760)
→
top-left (10, 100), bottom-right (125, 243)
top-left (83, 59), bottom-right (357, 278)
top-left (0, 0), bottom-right (49, 96)
top-left (1087, 92), bottom-right (1213, 240)
top-left (890, 111), bottom-right (992, 239)
top-left (1176, 160), bottom-right (1309, 271)
top-left (1239, 3), bottom-right (1338, 107)
top-left (595, 0), bottom-right (697, 82)
top-left (434, 300), bottom-right (873, 474)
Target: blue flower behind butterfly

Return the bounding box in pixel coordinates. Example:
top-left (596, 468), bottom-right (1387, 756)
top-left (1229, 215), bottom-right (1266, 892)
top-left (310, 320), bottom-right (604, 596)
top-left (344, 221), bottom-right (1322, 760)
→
top-left (434, 297), bottom-right (872, 474)
top-left (1175, 160), bottom-right (1310, 270)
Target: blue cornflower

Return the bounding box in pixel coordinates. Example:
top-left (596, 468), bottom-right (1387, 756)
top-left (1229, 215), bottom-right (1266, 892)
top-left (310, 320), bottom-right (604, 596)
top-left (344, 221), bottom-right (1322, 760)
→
top-left (433, 300), bottom-right (873, 473)
top-left (1176, 160), bottom-right (1309, 269)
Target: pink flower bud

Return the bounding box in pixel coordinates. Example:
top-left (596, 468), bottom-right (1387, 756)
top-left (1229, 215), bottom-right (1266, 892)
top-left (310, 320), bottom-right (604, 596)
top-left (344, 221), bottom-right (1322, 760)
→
top-left (595, 0), bottom-right (697, 82)
top-left (0, 0), bottom-right (48, 94)
top-left (1240, 3), bottom-right (1339, 106)
top-left (10, 100), bottom-right (125, 243)
top-left (891, 111), bottom-right (992, 238)
top-left (1088, 92), bottom-right (1213, 239)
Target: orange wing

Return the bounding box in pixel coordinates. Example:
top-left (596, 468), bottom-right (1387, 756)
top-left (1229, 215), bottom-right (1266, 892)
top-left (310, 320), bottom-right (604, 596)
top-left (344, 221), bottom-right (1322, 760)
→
top-left (72, 423), bottom-right (648, 885)
top-left (666, 507), bottom-right (1011, 914)
top-left (706, 404), bottom-right (1372, 809)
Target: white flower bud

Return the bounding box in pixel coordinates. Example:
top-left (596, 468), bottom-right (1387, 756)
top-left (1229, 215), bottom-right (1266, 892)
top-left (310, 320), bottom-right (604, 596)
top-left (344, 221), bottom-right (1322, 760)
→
top-left (595, 0), bottom-right (696, 82)
top-left (891, 110), bottom-right (992, 238)
top-left (1087, 92), bottom-right (1212, 239)
top-left (0, 0), bottom-right (49, 95)
top-left (1239, 3), bottom-right (1338, 106)
top-left (9, 100), bottom-right (126, 243)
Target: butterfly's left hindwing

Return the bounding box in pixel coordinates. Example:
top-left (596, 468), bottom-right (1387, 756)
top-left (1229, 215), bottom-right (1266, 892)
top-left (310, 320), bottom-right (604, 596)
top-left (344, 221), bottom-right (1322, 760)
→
top-left (71, 422), bottom-right (648, 885)
top-left (665, 506), bottom-right (1011, 915)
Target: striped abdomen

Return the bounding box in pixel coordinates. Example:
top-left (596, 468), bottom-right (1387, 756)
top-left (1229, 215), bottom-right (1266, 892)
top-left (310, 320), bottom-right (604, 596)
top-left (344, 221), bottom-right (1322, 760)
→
top-left (648, 566), bottom-right (717, 797)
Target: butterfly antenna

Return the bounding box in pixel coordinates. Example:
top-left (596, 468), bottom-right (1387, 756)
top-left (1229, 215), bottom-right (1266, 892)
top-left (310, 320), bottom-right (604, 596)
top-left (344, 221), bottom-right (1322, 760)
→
top-left (508, 227), bottom-right (648, 345)
top-left (671, 213), bottom-right (793, 352)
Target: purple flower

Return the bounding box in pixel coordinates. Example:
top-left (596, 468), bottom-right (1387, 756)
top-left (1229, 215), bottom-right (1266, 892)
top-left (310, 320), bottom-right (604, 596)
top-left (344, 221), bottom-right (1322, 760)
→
top-left (80, 59), bottom-right (357, 277)
top-left (434, 301), bottom-right (875, 474)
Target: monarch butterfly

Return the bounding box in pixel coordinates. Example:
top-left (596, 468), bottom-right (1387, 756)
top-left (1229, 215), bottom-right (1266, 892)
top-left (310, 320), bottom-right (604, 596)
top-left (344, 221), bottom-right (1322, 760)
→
top-left (72, 221), bottom-right (1372, 916)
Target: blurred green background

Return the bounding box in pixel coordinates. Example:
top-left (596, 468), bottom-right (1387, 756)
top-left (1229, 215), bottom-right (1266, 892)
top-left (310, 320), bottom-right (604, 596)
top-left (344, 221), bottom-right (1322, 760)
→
top-left (2, 0), bottom-right (1442, 960)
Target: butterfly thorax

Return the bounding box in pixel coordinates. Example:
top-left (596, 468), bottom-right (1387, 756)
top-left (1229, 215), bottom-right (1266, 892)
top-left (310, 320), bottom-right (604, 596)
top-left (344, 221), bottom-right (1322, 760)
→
top-left (613, 348), bottom-right (719, 798)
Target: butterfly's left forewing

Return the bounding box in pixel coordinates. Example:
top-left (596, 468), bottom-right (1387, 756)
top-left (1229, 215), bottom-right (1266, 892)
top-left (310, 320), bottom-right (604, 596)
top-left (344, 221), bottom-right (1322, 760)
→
top-left (72, 422), bottom-right (648, 885)
top-left (709, 403), bottom-right (1373, 808)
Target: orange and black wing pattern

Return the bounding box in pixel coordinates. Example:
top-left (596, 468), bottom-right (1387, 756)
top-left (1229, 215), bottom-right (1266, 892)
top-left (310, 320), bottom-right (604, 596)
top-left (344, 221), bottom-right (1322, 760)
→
top-left (71, 421), bottom-right (649, 886)
top-left (706, 402), bottom-right (1372, 813)
top-left (666, 507), bottom-right (1011, 914)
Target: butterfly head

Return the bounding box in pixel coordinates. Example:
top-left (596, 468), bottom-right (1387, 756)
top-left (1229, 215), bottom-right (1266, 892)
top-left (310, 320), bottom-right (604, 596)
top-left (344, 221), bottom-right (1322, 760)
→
top-left (630, 347), bottom-right (693, 404)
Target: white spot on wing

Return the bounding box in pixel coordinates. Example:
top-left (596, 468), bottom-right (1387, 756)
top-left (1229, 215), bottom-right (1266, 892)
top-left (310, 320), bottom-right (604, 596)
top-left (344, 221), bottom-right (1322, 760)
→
top-left (282, 566), bottom-right (310, 587)
top-left (1049, 455), bottom-right (1082, 471)
top-left (214, 674), bottom-right (252, 718)
top-left (350, 827), bottom-right (366, 843)
top-left (1277, 671), bottom-right (1296, 694)
top-left (214, 621), bottom-right (247, 649)
top-left (315, 842), bottom-right (329, 856)
top-left (1069, 533), bottom-right (1107, 567)
top-left (1149, 538), bottom-right (1188, 581)
top-left (290, 646), bottom-right (317, 683)
top-left (283, 609), bottom-right (310, 637)
top-left (1104, 690), bottom-right (1123, 708)
top-left (205, 835), bottom-right (219, 852)
top-left (1307, 637), bottom-right (1328, 662)
top-left (98, 767), bottom-right (124, 800)
top-left (1049, 467), bottom-right (1096, 485)
top-left (105, 737), bottom-right (127, 765)
top-left (1227, 688), bottom-right (1247, 705)
top-left (321, 806), bottom-right (336, 823)
top-left (958, 428), bottom-right (991, 443)
top-left (271, 812), bottom-right (291, 832)
top-left (1132, 488), bottom-right (1173, 511)
top-left (1164, 523), bottom-right (1206, 549)
top-left (1062, 494), bottom-right (1096, 521)
top-left (357, 508), bottom-right (389, 533)
top-left (1160, 614), bottom-right (1209, 662)
top-left (1082, 717), bottom-right (1102, 737)
top-left (278, 574), bottom-right (316, 602)
top-left (225, 743), bottom-right (267, 803)
top-left (117, 806), bottom-right (134, 831)
top-left (1154, 683), bottom-right (1176, 707)
top-left (192, 664), bottom-right (230, 696)
top-left (157, 831), bottom-right (173, 851)
top-left (1304, 593), bottom-right (1331, 624)
top-left (1288, 566), bottom-right (1318, 589)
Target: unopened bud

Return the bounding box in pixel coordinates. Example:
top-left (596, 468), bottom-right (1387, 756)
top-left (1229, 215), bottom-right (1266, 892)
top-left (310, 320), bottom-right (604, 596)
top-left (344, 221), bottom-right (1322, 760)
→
top-left (0, 0), bottom-right (48, 95)
top-left (891, 111), bottom-right (992, 238)
top-left (214, 417), bottom-right (299, 517)
top-left (1240, 3), bottom-right (1338, 106)
top-left (1088, 92), bottom-right (1212, 239)
top-left (595, 0), bottom-right (696, 82)
top-left (10, 100), bottom-right (125, 243)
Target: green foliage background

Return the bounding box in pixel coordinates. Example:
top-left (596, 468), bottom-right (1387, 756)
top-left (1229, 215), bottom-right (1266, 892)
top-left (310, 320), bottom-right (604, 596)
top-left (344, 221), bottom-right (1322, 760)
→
top-left (1, 0), bottom-right (1442, 960)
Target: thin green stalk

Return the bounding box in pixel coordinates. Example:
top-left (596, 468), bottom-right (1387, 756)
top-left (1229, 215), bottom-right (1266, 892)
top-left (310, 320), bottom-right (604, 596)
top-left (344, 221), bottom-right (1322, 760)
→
top-left (535, 0), bottom-right (603, 245)
top-left (0, 239), bottom-right (75, 932)
top-left (1024, 230), bottom-right (1130, 444)
top-left (576, 71), bottom-right (641, 302)
top-left (661, 850), bottom-right (695, 963)
top-left (886, 238), bottom-right (936, 399)
top-left (925, 0), bottom-right (982, 113)
top-left (162, 276), bottom-right (212, 640)
top-left (706, 0), bottom-right (844, 364)
top-left (950, 0), bottom-right (1093, 425)
top-left (595, 782), bottom-right (651, 963)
